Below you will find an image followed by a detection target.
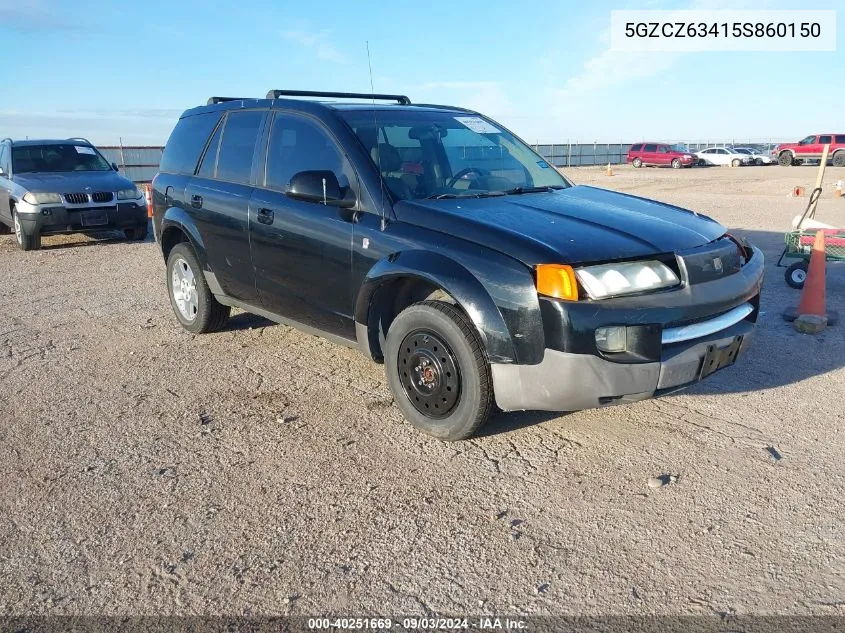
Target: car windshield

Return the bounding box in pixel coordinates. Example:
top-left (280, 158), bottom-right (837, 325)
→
top-left (339, 109), bottom-right (570, 200)
top-left (11, 144), bottom-right (112, 174)
top-left (669, 144), bottom-right (688, 153)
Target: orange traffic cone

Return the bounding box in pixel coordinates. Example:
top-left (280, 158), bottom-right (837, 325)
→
top-left (606, 162), bottom-right (613, 176)
top-left (143, 183), bottom-right (153, 218)
top-left (782, 229), bottom-right (838, 331)
top-left (792, 186), bottom-right (805, 197)
top-left (835, 180), bottom-right (843, 198)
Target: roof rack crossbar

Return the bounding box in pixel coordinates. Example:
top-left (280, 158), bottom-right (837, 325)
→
top-left (266, 90), bottom-right (411, 105)
top-left (206, 97), bottom-right (250, 105)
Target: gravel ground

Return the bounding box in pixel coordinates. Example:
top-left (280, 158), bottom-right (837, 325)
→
top-left (1, 165), bottom-right (844, 618)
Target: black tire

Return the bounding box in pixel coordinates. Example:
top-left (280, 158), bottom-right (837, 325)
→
top-left (0, 221), bottom-right (11, 234)
top-left (785, 261), bottom-right (808, 289)
top-left (384, 300), bottom-right (493, 441)
top-left (671, 158), bottom-right (681, 169)
top-left (12, 209), bottom-right (41, 251)
top-left (124, 223), bottom-right (149, 241)
top-left (165, 243), bottom-right (230, 333)
top-left (833, 152), bottom-right (845, 168)
top-left (778, 152), bottom-right (793, 167)
top-left (755, 158), bottom-right (764, 166)
top-left (632, 158), bottom-right (642, 168)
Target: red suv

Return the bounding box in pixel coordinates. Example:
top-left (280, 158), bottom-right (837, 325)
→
top-left (774, 134), bottom-right (845, 167)
top-left (627, 143), bottom-right (695, 169)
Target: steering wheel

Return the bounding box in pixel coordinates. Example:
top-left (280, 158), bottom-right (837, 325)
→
top-left (446, 167), bottom-right (488, 189)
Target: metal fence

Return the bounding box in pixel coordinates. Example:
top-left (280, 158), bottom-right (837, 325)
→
top-left (101, 140), bottom-right (789, 182)
top-left (98, 146), bottom-right (163, 183)
top-left (532, 140), bottom-right (788, 167)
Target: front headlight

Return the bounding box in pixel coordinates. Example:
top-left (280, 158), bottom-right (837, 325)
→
top-left (575, 260), bottom-right (680, 299)
top-left (22, 192), bottom-right (62, 205)
top-left (117, 187), bottom-right (142, 200)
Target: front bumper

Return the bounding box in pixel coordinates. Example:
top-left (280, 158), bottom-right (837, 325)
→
top-left (15, 199), bottom-right (148, 234)
top-left (492, 245), bottom-right (764, 412)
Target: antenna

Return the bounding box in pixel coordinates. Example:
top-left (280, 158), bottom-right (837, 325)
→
top-left (367, 41), bottom-right (388, 231)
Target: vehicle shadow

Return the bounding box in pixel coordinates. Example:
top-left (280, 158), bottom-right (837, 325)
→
top-left (224, 312), bottom-right (275, 332)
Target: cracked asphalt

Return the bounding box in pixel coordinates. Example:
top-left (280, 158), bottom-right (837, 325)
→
top-left (1, 165), bottom-right (844, 617)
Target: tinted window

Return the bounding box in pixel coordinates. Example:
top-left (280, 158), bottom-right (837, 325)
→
top-left (630, 144), bottom-right (642, 151)
top-left (264, 113), bottom-right (353, 194)
top-left (819, 135), bottom-right (832, 144)
top-left (216, 111), bottom-right (264, 184)
top-left (835, 135), bottom-right (845, 144)
top-left (643, 144), bottom-right (657, 152)
top-left (799, 135), bottom-right (816, 145)
top-left (197, 121), bottom-right (223, 179)
top-left (160, 112), bottom-right (221, 174)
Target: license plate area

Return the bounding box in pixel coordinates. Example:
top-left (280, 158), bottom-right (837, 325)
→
top-left (80, 210), bottom-right (108, 226)
top-left (699, 336), bottom-right (743, 379)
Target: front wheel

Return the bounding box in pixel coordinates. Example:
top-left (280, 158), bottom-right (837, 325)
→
top-left (785, 261), bottom-right (808, 289)
top-left (671, 158), bottom-right (681, 169)
top-left (778, 152), bottom-right (794, 167)
top-left (166, 243), bottom-right (231, 333)
top-left (632, 158), bottom-right (642, 168)
top-left (13, 210), bottom-right (40, 251)
top-left (124, 224), bottom-right (149, 241)
top-left (384, 301), bottom-right (493, 441)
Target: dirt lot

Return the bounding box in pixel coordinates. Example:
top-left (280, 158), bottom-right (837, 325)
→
top-left (1, 165), bottom-right (844, 618)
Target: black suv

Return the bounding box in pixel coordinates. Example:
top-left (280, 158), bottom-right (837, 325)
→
top-left (152, 90), bottom-right (764, 440)
top-left (0, 138), bottom-right (149, 250)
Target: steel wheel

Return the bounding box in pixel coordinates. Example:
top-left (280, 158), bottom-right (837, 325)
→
top-left (397, 329), bottom-right (461, 418)
top-left (171, 257), bottom-right (199, 321)
top-left (785, 261), bottom-right (808, 289)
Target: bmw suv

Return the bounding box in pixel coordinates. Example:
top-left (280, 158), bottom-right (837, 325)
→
top-left (152, 90), bottom-right (764, 440)
top-left (0, 138), bottom-right (150, 250)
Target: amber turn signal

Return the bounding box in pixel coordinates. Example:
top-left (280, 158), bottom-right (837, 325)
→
top-left (535, 264), bottom-right (579, 301)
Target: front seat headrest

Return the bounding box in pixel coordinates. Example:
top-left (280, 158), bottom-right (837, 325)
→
top-left (371, 143), bottom-right (402, 172)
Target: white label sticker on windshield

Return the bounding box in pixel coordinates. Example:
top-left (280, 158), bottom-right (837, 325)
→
top-left (454, 116), bottom-right (501, 134)
top-left (75, 145), bottom-right (96, 154)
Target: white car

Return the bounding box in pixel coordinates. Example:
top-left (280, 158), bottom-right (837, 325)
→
top-left (695, 147), bottom-right (752, 167)
top-left (732, 147), bottom-right (775, 166)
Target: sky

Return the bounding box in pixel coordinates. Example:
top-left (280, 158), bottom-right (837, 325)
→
top-left (1, 0), bottom-right (842, 146)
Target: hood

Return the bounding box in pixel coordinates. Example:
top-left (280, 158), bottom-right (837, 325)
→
top-left (392, 185), bottom-right (725, 266)
top-left (13, 170), bottom-right (135, 194)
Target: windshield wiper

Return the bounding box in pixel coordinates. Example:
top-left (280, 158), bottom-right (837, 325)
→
top-left (502, 185), bottom-right (565, 195)
top-left (425, 191), bottom-right (506, 200)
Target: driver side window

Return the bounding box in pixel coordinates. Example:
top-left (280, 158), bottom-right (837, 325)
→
top-left (264, 113), bottom-right (354, 197)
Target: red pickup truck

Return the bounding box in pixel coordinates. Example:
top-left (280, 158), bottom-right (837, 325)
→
top-left (774, 134), bottom-right (845, 167)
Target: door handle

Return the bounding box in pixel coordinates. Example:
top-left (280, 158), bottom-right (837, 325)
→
top-left (256, 208), bottom-right (274, 225)
top-left (190, 194), bottom-right (203, 209)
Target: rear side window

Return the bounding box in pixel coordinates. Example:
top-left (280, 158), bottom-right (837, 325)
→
top-left (160, 112), bottom-right (221, 175)
top-left (819, 135), bottom-right (832, 144)
top-left (197, 121), bottom-right (223, 179)
top-left (835, 135), bottom-right (845, 144)
top-left (630, 144), bottom-right (642, 151)
top-left (643, 144), bottom-right (657, 152)
top-left (216, 110), bottom-right (264, 185)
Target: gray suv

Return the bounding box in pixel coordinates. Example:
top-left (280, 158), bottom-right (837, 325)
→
top-left (0, 138), bottom-right (149, 250)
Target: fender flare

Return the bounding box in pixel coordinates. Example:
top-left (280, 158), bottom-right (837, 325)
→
top-left (354, 250), bottom-right (519, 364)
top-left (160, 206), bottom-right (209, 269)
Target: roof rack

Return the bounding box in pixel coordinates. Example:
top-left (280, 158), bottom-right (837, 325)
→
top-left (1, 137), bottom-right (12, 144)
top-left (206, 97), bottom-right (251, 105)
top-left (265, 90), bottom-right (411, 105)
top-left (68, 137), bottom-right (93, 145)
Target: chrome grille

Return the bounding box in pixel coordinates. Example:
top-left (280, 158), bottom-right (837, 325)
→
top-left (64, 193), bottom-right (89, 204)
top-left (92, 192), bottom-right (113, 203)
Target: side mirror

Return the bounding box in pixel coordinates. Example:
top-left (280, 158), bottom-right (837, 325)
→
top-left (286, 170), bottom-right (356, 208)
top-left (112, 162), bottom-right (120, 171)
